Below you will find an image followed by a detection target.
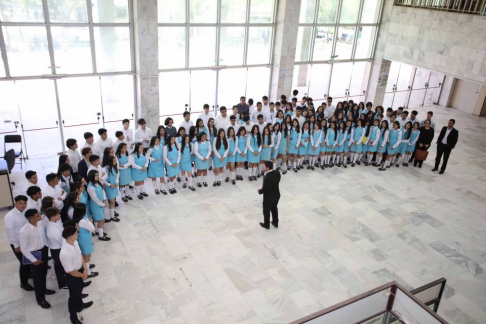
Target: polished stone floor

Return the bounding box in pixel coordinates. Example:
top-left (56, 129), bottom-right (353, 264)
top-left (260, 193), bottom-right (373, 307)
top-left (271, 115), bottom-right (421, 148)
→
top-left (1, 105), bottom-right (485, 324)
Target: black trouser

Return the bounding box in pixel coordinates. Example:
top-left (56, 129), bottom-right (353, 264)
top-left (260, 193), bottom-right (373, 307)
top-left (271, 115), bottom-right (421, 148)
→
top-left (263, 198), bottom-right (280, 227)
top-left (10, 244), bottom-right (32, 286)
top-left (50, 248), bottom-right (66, 289)
top-left (435, 142), bottom-right (452, 171)
top-left (413, 146), bottom-right (428, 167)
top-left (65, 268), bottom-right (84, 323)
top-left (30, 245), bottom-right (48, 304)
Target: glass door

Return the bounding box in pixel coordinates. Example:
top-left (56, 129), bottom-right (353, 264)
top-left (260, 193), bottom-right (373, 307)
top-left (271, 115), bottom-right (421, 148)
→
top-left (329, 62), bottom-right (354, 102)
top-left (348, 62), bottom-right (371, 103)
top-left (15, 79), bottom-right (63, 157)
top-left (191, 70), bottom-right (216, 120)
top-left (423, 71), bottom-right (443, 106)
top-left (408, 67), bottom-right (430, 108)
top-left (0, 82), bottom-right (21, 158)
top-left (383, 62), bottom-right (413, 109)
top-left (292, 64), bottom-right (311, 98)
top-left (159, 71), bottom-right (190, 125)
top-left (217, 68), bottom-right (247, 113)
top-left (246, 67), bottom-right (271, 103)
top-left (308, 64), bottom-right (332, 101)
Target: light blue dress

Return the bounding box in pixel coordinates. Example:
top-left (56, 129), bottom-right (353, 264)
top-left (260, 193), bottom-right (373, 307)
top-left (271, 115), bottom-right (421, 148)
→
top-left (79, 190), bottom-right (90, 218)
top-left (88, 183), bottom-right (104, 221)
top-left (377, 130), bottom-right (388, 153)
top-left (197, 126), bottom-right (208, 137)
top-left (368, 126), bottom-right (380, 153)
top-left (320, 130), bottom-right (327, 153)
top-left (247, 135), bottom-right (261, 163)
top-left (260, 135), bottom-right (272, 161)
top-left (288, 128), bottom-right (299, 155)
top-left (165, 144), bottom-right (180, 177)
top-left (298, 130), bottom-right (310, 156)
top-left (275, 118), bottom-right (283, 125)
top-left (213, 141), bottom-right (227, 168)
top-left (78, 216), bottom-right (93, 255)
top-left (195, 141), bottom-right (210, 170)
top-left (271, 133), bottom-right (279, 159)
top-left (334, 130), bottom-right (345, 153)
top-left (104, 167), bottom-right (119, 199)
top-left (118, 154), bottom-right (131, 186)
top-left (180, 145), bottom-right (192, 172)
top-left (344, 129), bottom-right (351, 153)
top-left (387, 129), bottom-right (401, 155)
top-left (208, 128), bottom-right (216, 144)
top-left (308, 130), bottom-right (321, 156)
top-left (227, 138), bottom-right (236, 163)
top-left (350, 127), bottom-right (364, 153)
top-left (148, 145), bottom-right (165, 178)
top-left (131, 154), bottom-right (147, 181)
top-left (326, 129), bottom-right (336, 152)
top-left (362, 128), bottom-right (370, 152)
top-left (407, 130), bottom-right (420, 152)
top-left (278, 132), bottom-right (287, 154)
top-left (398, 130), bottom-right (409, 156)
top-left (191, 136), bottom-right (197, 163)
top-left (236, 135), bottom-right (247, 162)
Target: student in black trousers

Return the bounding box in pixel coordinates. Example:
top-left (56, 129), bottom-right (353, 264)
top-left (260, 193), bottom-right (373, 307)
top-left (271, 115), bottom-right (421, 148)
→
top-left (258, 161), bottom-right (281, 229)
top-left (433, 119), bottom-right (458, 174)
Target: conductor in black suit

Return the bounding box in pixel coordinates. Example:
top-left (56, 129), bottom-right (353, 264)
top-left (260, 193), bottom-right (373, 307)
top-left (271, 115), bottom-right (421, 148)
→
top-left (432, 119), bottom-right (459, 174)
top-left (258, 161), bottom-right (281, 229)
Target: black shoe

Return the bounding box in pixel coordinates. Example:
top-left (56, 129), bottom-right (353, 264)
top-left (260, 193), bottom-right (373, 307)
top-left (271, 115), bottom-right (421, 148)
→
top-left (257, 173), bottom-right (261, 178)
top-left (193, 172), bottom-right (197, 178)
top-left (20, 283), bottom-right (34, 291)
top-left (225, 177), bottom-right (230, 183)
top-left (249, 176), bottom-right (253, 181)
top-left (232, 180), bottom-right (236, 185)
top-left (293, 168), bottom-right (298, 173)
top-left (351, 163), bottom-right (355, 167)
top-left (320, 165), bottom-right (324, 170)
top-left (161, 190), bottom-right (168, 195)
top-left (282, 170), bottom-right (287, 174)
top-left (81, 301), bottom-right (93, 310)
top-left (379, 167), bottom-right (386, 171)
top-left (105, 218), bottom-right (112, 223)
top-left (439, 170), bottom-right (444, 174)
top-left (126, 195), bottom-right (133, 200)
top-left (169, 188), bottom-right (174, 194)
top-left (396, 163), bottom-right (399, 168)
top-left (71, 318), bottom-right (82, 324)
top-left (356, 161), bottom-right (361, 165)
top-left (197, 182), bottom-right (202, 187)
top-left (121, 197), bottom-right (128, 202)
top-left (110, 217), bottom-right (120, 222)
top-left (173, 189), bottom-right (177, 193)
top-left (89, 264), bottom-right (95, 269)
top-left (81, 293), bottom-right (89, 299)
top-left (189, 186), bottom-right (196, 191)
top-left (177, 177), bottom-right (181, 182)
top-left (311, 166), bottom-right (315, 170)
top-left (95, 232), bottom-right (108, 237)
top-left (155, 189), bottom-right (160, 195)
top-left (83, 281), bottom-right (92, 288)
top-left (373, 163), bottom-right (380, 167)
top-left (260, 222), bottom-right (270, 230)
top-left (296, 166), bottom-right (300, 170)
top-left (276, 167), bottom-right (280, 171)
top-left (98, 236), bottom-right (111, 241)
top-left (213, 181), bottom-right (217, 187)
top-left (38, 301), bottom-right (51, 309)
top-left (408, 158), bottom-right (414, 163)
top-left (307, 166), bottom-right (311, 170)
top-left (432, 168), bottom-right (438, 171)
top-left (141, 192), bottom-right (149, 197)
top-left (44, 289), bottom-right (55, 295)
top-left (209, 166), bottom-right (212, 171)
top-left (115, 201), bottom-right (119, 207)
top-left (183, 183), bottom-right (187, 189)
top-left (129, 185), bottom-right (134, 189)
top-left (137, 194), bottom-right (144, 200)
top-left (203, 182), bottom-right (208, 187)
top-left (252, 176), bottom-right (257, 181)
top-left (419, 164), bottom-right (422, 168)
top-left (217, 181), bottom-right (221, 186)
top-left (271, 221), bottom-right (278, 228)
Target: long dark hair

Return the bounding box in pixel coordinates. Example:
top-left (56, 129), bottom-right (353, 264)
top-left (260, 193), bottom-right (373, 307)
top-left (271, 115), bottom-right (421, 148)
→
top-left (196, 118), bottom-right (205, 134)
top-left (215, 128), bottom-right (228, 151)
top-left (207, 118), bottom-right (217, 137)
top-left (181, 134), bottom-right (191, 152)
top-left (227, 127), bottom-right (236, 140)
top-left (280, 122), bottom-right (288, 138)
top-left (380, 120), bottom-right (389, 140)
top-left (106, 156), bottom-right (119, 174)
top-left (57, 155), bottom-right (72, 176)
top-left (364, 119), bottom-right (372, 137)
top-left (102, 147), bottom-right (112, 167)
top-left (87, 170), bottom-right (102, 186)
top-left (404, 121), bottom-right (413, 139)
top-left (189, 126), bottom-right (197, 140)
top-left (250, 125), bottom-right (262, 147)
top-left (261, 127), bottom-right (271, 145)
top-left (156, 125), bottom-right (167, 144)
top-left (149, 136), bottom-right (159, 148)
top-left (132, 142), bottom-right (145, 158)
top-left (197, 131), bottom-right (207, 142)
top-left (167, 135), bottom-right (178, 151)
top-left (72, 202), bottom-right (87, 223)
top-left (115, 143), bottom-right (128, 159)
top-left (237, 126), bottom-right (246, 138)
top-left (291, 118), bottom-right (300, 133)
top-left (338, 121), bottom-right (346, 134)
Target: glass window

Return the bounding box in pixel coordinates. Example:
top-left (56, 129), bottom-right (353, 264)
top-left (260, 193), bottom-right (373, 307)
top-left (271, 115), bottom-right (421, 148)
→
top-left (94, 27), bottom-right (131, 72)
top-left (250, 0), bottom-right (275, 23)
top-left (361, 0), bottom-right (381, 23)
top-left (159, 27), bottom-right (186, 69)
top-left (158, 0), bottom-right (186, 23)
top-left (51, 27), bottom-right (92, 74)
top-left (246, 26), bottom-right (272, 65)
top-left (100, 75), bottom-right (135, 137)
top-left (0, 0), bottom-right (44, 23)
top-left (92, 0), bottom-right (129, 23)
top-left (246, 67), bottom-right (270, 102)
top-left (348, 61), bottom-right (370, 99)
top-left (190, 0), bottom-right (217, 23)
top-left (0, 82), bottom-right (20, 154)
top-left (292, 65), bottom-right (311, 97)
top-left (354, 27), bottom-right (375, 59)
top-left (47, 0), bottom-right (88, 23)
top-left (0, 50), bottom-right (5, 77)
top-left (218, 68), bottom-right (247, 108)
top-left (4, 26), bottom-right (51, 77)
top-left (299, 0), bottom-right (317, 23)
top-left (189, 27), bottom-right (216, 68)
top-left (295, 27), bottom-right (313, 62)
top-left (221, 0), bottom-right (247, 23)
top-left (308, 64), bottom-right (332, 100)
top-left (190, 70), bottom-right (216, 114)
top-left (317, 0), bottom-right (339, 23)
top-left (313, 26), bottom-right (334, 61)
top-left (334, 26), bottom-right (355, 60)
top-left (159, 71), bottom-right (190, 124)
top-left (219, 27), bottom-right (245, 66)
top-left (339, 0), bottom-right (360, 24)
top-left (329, 62), bottom-right (353, 99)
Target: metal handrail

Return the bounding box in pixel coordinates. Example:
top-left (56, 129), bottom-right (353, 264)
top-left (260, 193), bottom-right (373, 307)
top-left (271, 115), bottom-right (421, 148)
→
top-left (394, 0), bottom-right (486, 15)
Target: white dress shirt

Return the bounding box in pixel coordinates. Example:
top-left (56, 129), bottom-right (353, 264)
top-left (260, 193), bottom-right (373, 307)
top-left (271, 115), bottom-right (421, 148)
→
top-left (398, 117), bottom-right (408, 129)
top-left (442, 128), bottom-right (452, 145)
top-left (113, 139), bottom-right (124, 151)
top-left (180, 120), bottom-right (194, 134)
top-left (296, 115), bottom-right (306, 128)
top-left (256, 122), bottom-right (266, 134)
top-left (198, 112), bottom-right (214, 126)
top-left (243, 122), bottom-right (253, 133)
top-left (26, 197), bottom-right (42, 213)
top-left (19, 222), bottom-right (47, 262)
top-left (215, 115), bottom-right (230, 130)
top-left (96, 138), bottom-right (113, 154)
top-left (43, 184), bottom-right (66, 210)
top-left (264, 110), bottom-right (277, 124)
top-left (134, 127), bottom-right (153, 148)
top-left (66, 149), bottom-right (81, 173)
top-left (262, 103), bottom-right (270, 113)
top-left (324, 105), bottom-right (336, 119)
top-left (46, 220), bottom-right (64, 250)
top-left (60, 241), bottom-right (83, 273)
top-left (82, 141), bottom-right (102, 157)
top-left (226, 122), bottom-right (239, 134)
top-left (121, 127), bottom-right (134, 151)
top-left (4, 208), bottom-right (28, 248)
top-left (88, 164), bottom-right (108, 181)
top-left (251, 109), bottom-right (264, 123)
top-left (13, 181), bottom-right (37, 198)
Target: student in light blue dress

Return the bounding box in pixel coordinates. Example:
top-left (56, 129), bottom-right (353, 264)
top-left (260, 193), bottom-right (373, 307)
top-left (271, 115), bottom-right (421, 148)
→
top-left (156, 125), bottom-right (167, 147)
top-left (342, 120), bottom-right (352, 168)
top-left (104, 156), bottom-right (120, 223)
top-left (334, 121), bottom-right (346, 167)
top-left (276, 122), bottom-right (288, 174)
top-left (179, 134), bottom-right (196, 191)
top-left (75, 178), bottom-right (90, 218)
top-left (147, 136), bottom-right (167, 196)
top-left (246, 125), bottom-right (262, 181)
top-left (298, 122), bottom-right (311, 169)
top-left (380, 121), bottom-right (402, 171)
top-left (319, 119), bottom-right (327, 169)
top-left (195, 119), bottom-right (209, 137)
top-left (176, 127), bottom-right (185, 148)
top-left (194, 132), bottom-right (212, 188)
top-left (207, 118), bottom-right (217, 171)
top-left (260, 127), bottom-right (273, 175)
top-left (285, 103), bottom-right (294, 117)
top-left (375, 120), bottom-right (389, 167)
top-left (225, 127), bottom-right (238, 185)
top-left (361, 119), bottom-right (371, 163)
top-left (396, 121), bottom-right (412, 167)
top-left (366, 119), bottom-right (381, 165)
top-left (235, 127), bottom-right (247, 181)
top-left (212, 128), bottom-right (228, 187)
top-left (307, 123), bottom-right (322, 170)
top-left (130, 142), bottom-right (149, 199)
top-left (72, 203), bottom-right (99, 278)
top-left (116, 143), bottom-right (132, 202)
top-left (403, 122), bottom-right (420, 167)
top-left (350, 119), bottom-right (364, 167)
top-left (288, 119), bottom-right (301, 172)
top-left (188, 126), bottom-right (198, 177)
top-left (271, 123), bottom-right (281, 164)
top-left (163, 135), bottom-right (181, 194)
top-left (275, 110), bottom-right (285, 125)
top-left (87, 170), bottom-right (110, 241)
top-left (325, 122), bottom-right (337, 167)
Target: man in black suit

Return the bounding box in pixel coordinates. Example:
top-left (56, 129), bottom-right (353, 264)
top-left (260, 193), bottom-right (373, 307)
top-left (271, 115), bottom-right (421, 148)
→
top-left (258, 161), bottom-right (281, 229)
top-left (432, 119), bottom-right (458, 174)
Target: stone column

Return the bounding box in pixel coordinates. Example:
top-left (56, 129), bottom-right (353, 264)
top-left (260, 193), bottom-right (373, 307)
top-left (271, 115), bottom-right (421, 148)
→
top-left (133, 0), bottom-right (159, 132)
top-left (269, 0), bottom-right (301, 101)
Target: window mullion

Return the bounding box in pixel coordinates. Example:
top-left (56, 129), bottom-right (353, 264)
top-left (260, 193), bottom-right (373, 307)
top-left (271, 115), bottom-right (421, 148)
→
top-left (216, 0), bottom-right (222, 66)
top-left (0, 27), bottom-right (11, 77)
top-left (351, 0), bottom-right (365, 60)
top-left (42, 0), bottom-right (56, 74)
top-left (87, 0), bottom-right (97, 74)
top-left (309, 0), bottom-right (321, 62)
top-left (185, 0), bottom-right (190, 69)
top-left (244, 0), bottom-right (251, 66)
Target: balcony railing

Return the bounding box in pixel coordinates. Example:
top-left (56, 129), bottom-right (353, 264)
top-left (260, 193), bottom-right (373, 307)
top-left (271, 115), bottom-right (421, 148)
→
top-left (394, 0), bottom-right (486, 15)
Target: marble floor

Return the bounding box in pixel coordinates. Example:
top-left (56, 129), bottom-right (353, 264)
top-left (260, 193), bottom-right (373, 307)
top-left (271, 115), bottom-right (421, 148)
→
top-left (1, 105), bottom-right (486, 324)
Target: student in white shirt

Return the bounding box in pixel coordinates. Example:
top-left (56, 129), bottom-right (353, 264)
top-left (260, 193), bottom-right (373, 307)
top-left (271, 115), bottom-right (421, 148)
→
top-left (326, 97), bottom-right (336, 117)
top-left (264, 102), bottom-right (277, 124)
top-left (248, 98), bottom-right (255, 115)
top-left (14, 170), bottom-right (39, 197)
top-left (81, 132), bottom-right (102, 157)
top-left (262, 96), bottom-right (270, 112)
top-left (58, 163), bottom-right (73, 197)
top-left (113, 131), bottom-right (125, 151)
top-left (44, 207), bottom-right (66, 289)
top-left (251, 102), bottom-right (264, 123)
top-left (256, 114), bottom-right (266, 134)
top-left (66, 139), bottom-right (81, 174)
top-left (60, 226), bottom-right (92, 324)
top-left (4, 195), bottom-right (31, 291)
top-left (398, 111), bottom-right (409, 129)
top-left (198, 104), bottom-right (214, 127)
top-left (88, 154), bottom-right (107, 182)
top-left (215, 106), bottom-right (231, 130)
top-left (96, 128), bottom-right (113, 154)
top-left (294, 107), bottom-right (306, 128)
top-left (19, 209), bottom-right (55, 308)
top-left (121, 118), bottom-right (134, 153)
top-left (242, 115), bottom-right (253, 133)
top-left (231, 105), bottom-right (240, 123)
top-left (43, 173), bottom-right (67, 211)
top-left (26, 186), bottom-right (42, 213)
top-left (134, 118), bottom-right (153, 149)
top-left (180, 111), bottom-right (194, 134)
top-left (226, 115), bottom-right (238, 134)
